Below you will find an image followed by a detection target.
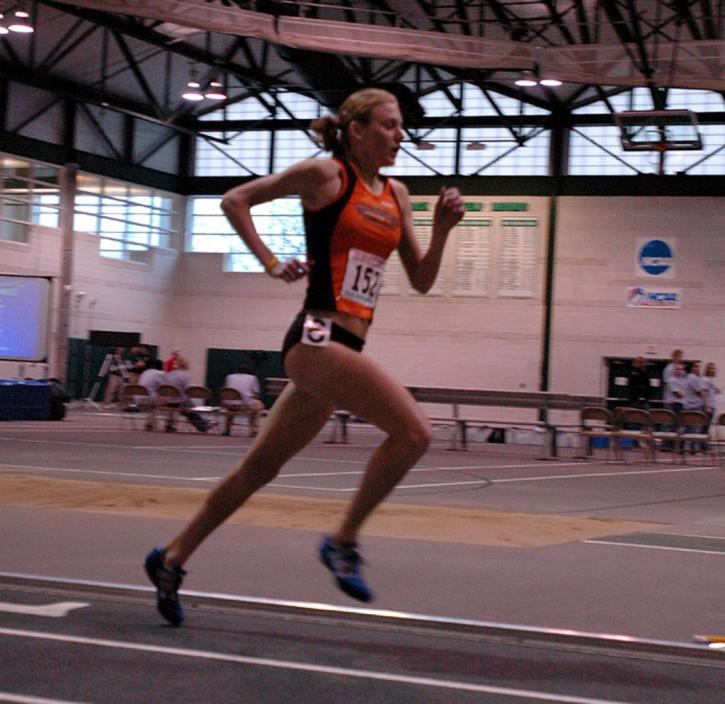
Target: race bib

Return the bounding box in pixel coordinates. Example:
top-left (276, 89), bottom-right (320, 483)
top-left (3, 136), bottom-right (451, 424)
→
top-left (340, 248), bottom-right (385, 309)
top-left (301, 314), bottom-right (332, 347)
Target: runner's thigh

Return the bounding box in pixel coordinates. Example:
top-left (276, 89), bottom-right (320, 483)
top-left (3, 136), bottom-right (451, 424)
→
top-left (245, 381), bottom-right (334, 466)
top-left (285, 342), bottom-right (428, 437)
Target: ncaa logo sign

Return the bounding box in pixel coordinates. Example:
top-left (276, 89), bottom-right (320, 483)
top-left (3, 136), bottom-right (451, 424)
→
top-left (638, 239), bottom-right (673, 276)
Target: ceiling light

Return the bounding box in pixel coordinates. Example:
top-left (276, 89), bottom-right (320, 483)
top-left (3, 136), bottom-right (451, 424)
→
top-left (415, 140), bottom-right (436, 151)
top-left (0, 15), bottom-right (8, 35)
top-left (514, 72), bottom-right (538, 87)
top-left (466, 141), bottom-right (487, 151)
top-left (539, 78), bottom-right (563, 87)
top-left (8, 5), bottom-right (33, 33)
top-left (182, 81), bottom-right (205, 101)
top-left (181, 65), bottom-right (205, 101)
top-left (204, 77), bottom-right (227, 101)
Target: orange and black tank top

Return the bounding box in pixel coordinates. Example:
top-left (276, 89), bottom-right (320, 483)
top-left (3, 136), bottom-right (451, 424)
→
top-left (303, 158), bottom-right (402, 321)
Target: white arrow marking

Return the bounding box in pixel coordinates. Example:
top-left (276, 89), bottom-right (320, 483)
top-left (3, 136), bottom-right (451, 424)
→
top-left (0, 694), bottom-right (91, 704)
top-left (0, 602), bottom-right (89, 618)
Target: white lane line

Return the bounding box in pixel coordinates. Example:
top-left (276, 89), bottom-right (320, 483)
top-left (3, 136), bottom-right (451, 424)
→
top-left (489, 465), bottom-right (712, 483)
top-left (583, 540), bottom-right (725, 557)
top-left (0, 601), bottom-right (89, 617)
top-left (272, 479), bottom-right (493, 493)
top-left (0, 694), bottom-right (91, 704)
top-left (0, 464), bottom-right (206, 483)
top-left (298, 465), bottom-right (713, 493)
top-left (1, 461), bottom-right (713, 495)
top-left (0, 627), bottom-right (636, 704)
top-left (0, 438), bottom-right (364, 463)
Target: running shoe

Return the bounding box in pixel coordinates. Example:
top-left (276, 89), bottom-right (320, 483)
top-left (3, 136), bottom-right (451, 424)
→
top-left (318, 535), bottom-right (373, 602)
top-left (144, 547), bottom-right (186, 626)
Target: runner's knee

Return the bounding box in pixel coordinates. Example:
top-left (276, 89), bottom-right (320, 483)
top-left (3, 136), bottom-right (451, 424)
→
top-left (404, 418), bottom-right (433, 455)
top-left (238, 456), bottom-right (282, 487)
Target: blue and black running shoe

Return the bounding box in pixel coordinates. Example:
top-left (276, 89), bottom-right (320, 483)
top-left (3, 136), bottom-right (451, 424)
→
top-left (144, 547), bottom-right (186, 626)
top-left (318, 535), bottom-right (373, 603)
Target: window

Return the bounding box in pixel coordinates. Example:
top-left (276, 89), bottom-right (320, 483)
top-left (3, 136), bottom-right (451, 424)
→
top-left (191, 86), bottom-right (723, 179)
top-left (74, 174), bottom-right (177, 260)
top-left (198, 92), bottom-right (276, 121)
top-left (196, 131), bottom-right (271, 176)
top-left (0, 156), bottom-right (61, 242)
top-left (460, 127), bottom-right (550, 175)
top-left (387, 128), bottom-right (458, 176)
top-left (187, 196), bottom-right (305, 272)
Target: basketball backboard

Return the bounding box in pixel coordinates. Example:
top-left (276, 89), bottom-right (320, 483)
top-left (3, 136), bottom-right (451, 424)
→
top-left (613, 110), bottom-right (703, 151)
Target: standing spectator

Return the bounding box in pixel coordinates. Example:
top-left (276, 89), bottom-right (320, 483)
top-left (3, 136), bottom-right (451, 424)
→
top-left (129, 345), bottom-right (151, 383)
top-left (102, 347), bottom-right (129, 406)
top-left (223, 364), bottom-right (264, 437)
top-left (683, 361), bottom-right (706, 411)
top-left (683, 361), bottom-right (709, 453)
top-left (662, 361), bottom-right (688, 451)
top-left (164, 350), bottom-right (180, 374)
top-left (701, 362), bottom-right (720, 420)
top-left (662, 348), bottom-right (683, 397)
top-left (627, 356), bottom-right (651, 410)
top-left (665, 363), bottom-right (688, 414)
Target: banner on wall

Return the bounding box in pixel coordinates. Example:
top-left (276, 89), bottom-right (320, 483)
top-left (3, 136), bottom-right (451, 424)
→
top-left (626, 287), bottom-right (681, 309)
top-left (636, 238), bottom-right (676, 278)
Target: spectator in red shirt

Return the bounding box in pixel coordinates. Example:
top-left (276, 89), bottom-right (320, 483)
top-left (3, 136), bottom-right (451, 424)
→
top-left (163, 350), bottom-right (180, 373)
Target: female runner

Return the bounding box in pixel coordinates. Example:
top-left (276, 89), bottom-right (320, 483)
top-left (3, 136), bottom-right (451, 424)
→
top-left (145, 87), bottom-right (465, 625)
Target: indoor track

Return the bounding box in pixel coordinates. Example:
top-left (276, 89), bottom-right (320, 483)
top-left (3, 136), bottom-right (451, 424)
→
top-left (1, 410), bottom-right (723, 702)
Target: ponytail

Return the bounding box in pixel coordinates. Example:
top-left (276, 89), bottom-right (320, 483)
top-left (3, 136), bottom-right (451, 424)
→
top-left (309, 87), bottom-right (399, 156)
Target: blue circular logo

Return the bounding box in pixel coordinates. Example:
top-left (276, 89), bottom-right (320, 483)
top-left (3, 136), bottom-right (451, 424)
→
top-left (639, 239), bottom-right (672, 276)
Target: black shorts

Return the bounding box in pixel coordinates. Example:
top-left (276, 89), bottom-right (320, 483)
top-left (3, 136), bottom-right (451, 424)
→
top-left (281, 311), bottom-right (365, 374)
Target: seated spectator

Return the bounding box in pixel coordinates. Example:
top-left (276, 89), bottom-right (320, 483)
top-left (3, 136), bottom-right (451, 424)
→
top-left (223, 364), bottom-right (264, 437)
top-left (166, 358), bottom-right (209, 433)
top-left (138, 358), bottom-right (167, 431)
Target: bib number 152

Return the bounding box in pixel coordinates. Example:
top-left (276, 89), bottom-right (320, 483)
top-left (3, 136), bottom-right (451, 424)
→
top-left (341, 248), bottom-right (385, 309)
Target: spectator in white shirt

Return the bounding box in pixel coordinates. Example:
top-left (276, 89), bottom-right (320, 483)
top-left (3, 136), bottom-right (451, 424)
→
top-left (138, 358), bottom-right (167, 431)
top-left (683, 361), bottom-right (706, 411)
top-left (701, 362), bottom-right (720, 420)
top-left (223, 364), bottom-right (264, 436)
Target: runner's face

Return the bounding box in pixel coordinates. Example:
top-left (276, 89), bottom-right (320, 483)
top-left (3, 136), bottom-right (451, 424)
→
top-left (357, 101), bottom-right (404, 166)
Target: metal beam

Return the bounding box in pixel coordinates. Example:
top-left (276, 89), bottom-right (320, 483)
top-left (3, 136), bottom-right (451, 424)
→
top-left (572, 0), bottom-right (592, 43)
top-left (0, 58), bottom-right (198, 134)
top-left (542, 0), bottom-right (577, 44)
top-left (78, 103), bottom-right (122, 160)
top-left (37, 18), bottom-right (96, 71)
top-left (40, 1), bottom-right (287, 91)
top-left (673, 0), bottom-right (703, 39)
top-left (112, 31), bottom-right (165, 119)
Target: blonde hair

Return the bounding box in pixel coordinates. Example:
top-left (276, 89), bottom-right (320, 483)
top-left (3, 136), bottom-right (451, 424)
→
top-left (310, 88), bottom-right (399, 155)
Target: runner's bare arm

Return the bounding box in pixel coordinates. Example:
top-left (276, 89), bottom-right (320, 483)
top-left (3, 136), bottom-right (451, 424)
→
top-left (394, 181), bottom-right (465, 293)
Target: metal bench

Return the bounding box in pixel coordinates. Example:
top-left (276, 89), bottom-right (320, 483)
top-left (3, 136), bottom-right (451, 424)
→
top-left (265, 377), bottom-right (604, 456)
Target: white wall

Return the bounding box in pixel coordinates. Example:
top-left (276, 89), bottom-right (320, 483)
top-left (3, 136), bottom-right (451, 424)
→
top-left (2, 195), bottom-right (723, 401)
top-left (551, 196), bottom-right (725, 395)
